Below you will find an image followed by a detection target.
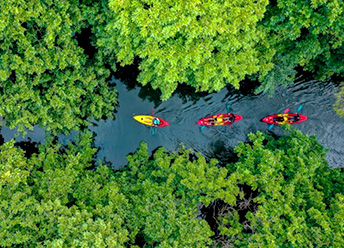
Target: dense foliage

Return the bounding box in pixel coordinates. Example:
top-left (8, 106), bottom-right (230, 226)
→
top-left (215, 130), bottom-right (344, 247)
top-left (1, 0), bottom-right (343, 246)
top-left (1, 130), bottom-right (343, 247)
top-left (98, 0), bottom-right (344, 99)
top-left (0, 0), bottom-right (117, 133)
top-left (117, 142), bottom-right (238, 247)
top-left (1, 0), bottom-right (343, 128)
top-left (258, 0), bottom-right (344, 92)
top-left (100, 0), bottom-right (274, 100)
top-left (0, 132), bottom-right (129, 247)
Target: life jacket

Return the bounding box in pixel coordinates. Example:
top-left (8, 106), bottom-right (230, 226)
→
top-left (152, 118), bottom-right (160, 125)
top-left (275, 115), bottom-right (288, 123)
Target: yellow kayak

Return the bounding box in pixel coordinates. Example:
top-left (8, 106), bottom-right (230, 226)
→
top-left (133, 115), bottom-right (169, 127)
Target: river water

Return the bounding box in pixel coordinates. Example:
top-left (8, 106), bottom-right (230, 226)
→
top-left (1, 77), bottom-right (343, 168)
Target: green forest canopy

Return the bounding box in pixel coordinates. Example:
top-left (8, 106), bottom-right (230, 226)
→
top-left (101, 0), bottom-right (344, 98)
top-left (1, 130), bottom-right (344, 247)
top-left (0, 0), bottom-right (117, 134)
top-left (100, 0), bottom-right (274, 100)
top-left (1, 0), bottom-right (344, 247)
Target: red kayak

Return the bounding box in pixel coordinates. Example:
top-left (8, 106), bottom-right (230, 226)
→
top-left (262, 113), bottom-right (307, 125)
top-left (197, 113), bottom-right (242, 126)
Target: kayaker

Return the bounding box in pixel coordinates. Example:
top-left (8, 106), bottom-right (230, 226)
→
top-left (208, 118), bottom-right (217, 125)
top-left (152, 118), bottom-right (161, 127)
top-left (292, 114), bottom-right (300, 122)
top-left (275, 116), bottom-right (284, 122)
top-left (226, 113), bottom-right (236, 122)
top-left (275, 115), bottom-right (288, 124)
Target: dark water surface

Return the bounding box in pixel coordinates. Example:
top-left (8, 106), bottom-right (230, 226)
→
top-left (1, 77), bottom-right (343, 168)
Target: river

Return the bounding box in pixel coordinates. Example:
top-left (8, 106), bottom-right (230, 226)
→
top-left (1, 77), bottom-right (343, 168)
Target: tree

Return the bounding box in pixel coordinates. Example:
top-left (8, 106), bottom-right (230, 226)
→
top-left (111, 130), bottom-right (344, 247)
top-left (115, 142), bottom-right (239, 247)
top-left (0, 132), bottom-right (129, 247)
top-left (213, 129), bottom-right (344, 247)
top-left (99, 0), bottom-right (273, 100)
top-left (0, 134), bottom-right (237, 247)
top-left (0, 0), bottom-right (117, 134)
top-left (257, 0), bottom-right (344, 93)
top-left (1, 128), bottom-right (344, 247)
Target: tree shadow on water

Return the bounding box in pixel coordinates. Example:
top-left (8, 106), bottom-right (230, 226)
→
top-left (224, 78), bottom-right (262, 100)
top-left (172, 83), bottom-right (209, 104)
top-left (206, 139), bottom-right (239, 166)
top-left (113, 59), bottom-right (215, 106)
top-left (112, 58), bottom-right (266, 107)
top-left (112, 59), bottom-right (163, 107)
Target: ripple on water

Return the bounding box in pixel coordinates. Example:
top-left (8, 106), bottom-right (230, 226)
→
top-left (1, 78), bottom-right (343, 169)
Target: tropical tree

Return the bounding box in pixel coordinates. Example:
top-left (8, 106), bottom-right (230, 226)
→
top-left (114, 128), bottom-right (344, 247)
top-left (257, 0), bottom-right (344, 92)
top-left (212, 129), bottom-right (344, 247)
top-left (0, 133), bottom-right (237, 247)
top-left (115, 142), bottom-right (239, 247)
top-left (0, 0), bottom-right (117, 134)
top-left (0, 132), bottom-right (129, 247)
top-left (1, 128), bottom-right (344, 247)
top-left (99, 0), bottom-right (274, 100)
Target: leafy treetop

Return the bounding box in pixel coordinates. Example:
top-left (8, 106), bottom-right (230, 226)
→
top-left (1, 128), bottom-right (344, 247)
top-left (100, 0), bottom-right (273, 100)
top-left (257, 0), bottom-right (344, 93)
top-left (0, 0), bottom-right (117, 134)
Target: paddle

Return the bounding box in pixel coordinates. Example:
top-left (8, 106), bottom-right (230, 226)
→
top-left (149, 109), bottom-right (155, 135)
top-left (226, 105), bottom-right (235, 131)
top-left (268, 108), bottom-right (290, 130)
top-left (226, 105), bottom-right (231, 113)
top-left (296, 105), bottom-right (303, 113)
top-left (150, 126), bottom-right (155, 135)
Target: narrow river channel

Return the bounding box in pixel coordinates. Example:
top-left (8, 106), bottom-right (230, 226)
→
top-left (1, 77), bottom-right (343, 169)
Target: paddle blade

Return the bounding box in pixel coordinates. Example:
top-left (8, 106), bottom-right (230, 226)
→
top-left (200, 126), bottom-right (206, 131)
top-left (297, 105), bottom-right (303, 112)
top-left (284, 108), bottom-right (290, 113)
top-left (151, 109), bottom-right (154, 115)
top-left (150, 127), bottom-right (155, 135)
top-left (226, 105), bottom-right (232, 113)
top-left (268, 124), bottom-right (274, 130)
